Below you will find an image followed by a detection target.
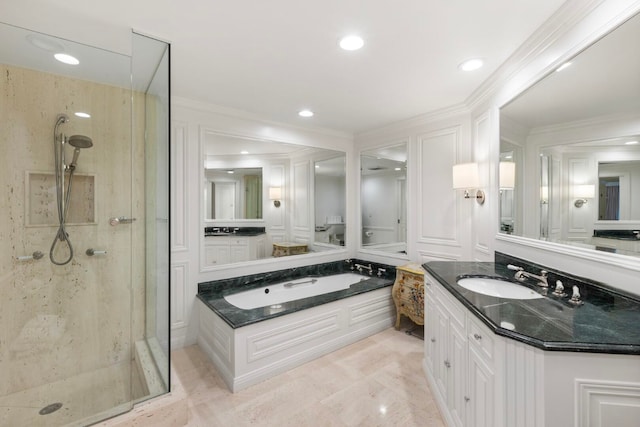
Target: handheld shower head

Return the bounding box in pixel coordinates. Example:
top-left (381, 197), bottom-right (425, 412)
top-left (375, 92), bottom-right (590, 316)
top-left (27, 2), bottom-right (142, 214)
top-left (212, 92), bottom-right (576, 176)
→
top-left (68, 135), bottom-right (93, 149)
top-left (67, 135), bottom-right (93, 169)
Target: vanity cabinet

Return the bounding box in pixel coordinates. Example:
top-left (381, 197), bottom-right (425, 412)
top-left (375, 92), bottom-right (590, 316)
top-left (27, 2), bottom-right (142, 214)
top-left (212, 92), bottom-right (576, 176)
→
top-left (424, 266), bottom-right (640, 427)
top-left (204, 234), bottom-right (265, 266)
top-left (425, 273), bottom-right (496, 427)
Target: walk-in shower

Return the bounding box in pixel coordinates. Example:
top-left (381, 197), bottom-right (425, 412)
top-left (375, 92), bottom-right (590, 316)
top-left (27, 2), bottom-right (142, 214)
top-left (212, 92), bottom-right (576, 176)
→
top-left (50, 114), bottom-right (93, 265)
top-left (0, 23), bottom-right (170, 427)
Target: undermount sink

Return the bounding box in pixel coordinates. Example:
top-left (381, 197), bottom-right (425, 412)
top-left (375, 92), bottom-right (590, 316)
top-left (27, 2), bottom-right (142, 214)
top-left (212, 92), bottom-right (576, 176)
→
top-left (457, 277), bottom-right (544, 300)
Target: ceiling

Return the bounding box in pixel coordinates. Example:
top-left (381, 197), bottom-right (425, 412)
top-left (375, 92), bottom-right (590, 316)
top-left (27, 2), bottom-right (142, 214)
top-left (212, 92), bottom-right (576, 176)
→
top-left (2, 0), bottom-right (568, 135)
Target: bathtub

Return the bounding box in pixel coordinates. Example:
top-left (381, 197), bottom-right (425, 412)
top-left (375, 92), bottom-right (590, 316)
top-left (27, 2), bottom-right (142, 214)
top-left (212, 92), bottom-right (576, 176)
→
top-left (223, 273), bottom-right (369, 309)
top-left (197, 264), bottom-right (396, 392)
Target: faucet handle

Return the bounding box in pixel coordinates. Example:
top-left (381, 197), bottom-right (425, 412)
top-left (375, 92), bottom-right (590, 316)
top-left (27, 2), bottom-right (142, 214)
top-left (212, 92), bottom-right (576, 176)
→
top-left (569, 285), bottom-right (583, 306)
top-left (507, 264), bottom-right (523, 271)
top-left (552, 280), bottom-right (567, 297)
top-left (540, 270), bottom-right (548, 276)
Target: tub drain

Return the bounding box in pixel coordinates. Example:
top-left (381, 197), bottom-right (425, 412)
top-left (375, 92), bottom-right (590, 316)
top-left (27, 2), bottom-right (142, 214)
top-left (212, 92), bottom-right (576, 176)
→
top-left (39, 402), bottom-right (63, 415)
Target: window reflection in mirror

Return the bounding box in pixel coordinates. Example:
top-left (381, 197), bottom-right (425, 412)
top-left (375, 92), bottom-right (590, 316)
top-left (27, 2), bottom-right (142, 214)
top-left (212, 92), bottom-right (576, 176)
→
top-left (360, 144), bottom-right (407, 255)
top-left (205, 168), bottom-right (262, 220)
top-left (314, 156), bottom-right (346, 247)
top-left (498, 11), bottom-right (640, 257)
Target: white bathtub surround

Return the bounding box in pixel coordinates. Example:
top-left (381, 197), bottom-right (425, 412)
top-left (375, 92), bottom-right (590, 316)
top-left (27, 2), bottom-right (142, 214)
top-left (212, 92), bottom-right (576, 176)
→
top-left (198, 286), bottom-right (395, 392)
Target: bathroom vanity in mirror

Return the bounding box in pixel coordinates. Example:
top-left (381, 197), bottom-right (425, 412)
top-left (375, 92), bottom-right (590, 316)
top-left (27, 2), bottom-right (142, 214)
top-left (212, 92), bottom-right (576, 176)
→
top-left (201, 131), bottom-right (347, 269)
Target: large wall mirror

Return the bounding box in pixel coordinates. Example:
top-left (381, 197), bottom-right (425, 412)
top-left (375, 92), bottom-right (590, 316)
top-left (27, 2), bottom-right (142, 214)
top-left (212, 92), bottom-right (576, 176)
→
top-left (499, 11), bottom-right (640, 257)
top-left (360, 143), bottom-right (407, 256)
top-left (202, 131), bottom-right (347, 268)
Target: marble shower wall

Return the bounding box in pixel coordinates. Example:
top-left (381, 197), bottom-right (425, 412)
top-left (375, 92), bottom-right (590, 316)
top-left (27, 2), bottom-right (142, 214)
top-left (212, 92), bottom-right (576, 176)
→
top-left (0, 64), bottom-right (146, 397)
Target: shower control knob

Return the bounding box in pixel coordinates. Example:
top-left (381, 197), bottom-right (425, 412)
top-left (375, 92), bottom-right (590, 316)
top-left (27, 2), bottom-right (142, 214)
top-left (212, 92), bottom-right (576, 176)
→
top-left (86, 248), bottom-right (107, 256)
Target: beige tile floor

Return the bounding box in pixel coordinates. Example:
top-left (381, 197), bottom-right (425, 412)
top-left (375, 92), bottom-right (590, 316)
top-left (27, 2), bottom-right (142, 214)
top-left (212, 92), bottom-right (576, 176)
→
top-left (172, 322), bottom-right (445, 427)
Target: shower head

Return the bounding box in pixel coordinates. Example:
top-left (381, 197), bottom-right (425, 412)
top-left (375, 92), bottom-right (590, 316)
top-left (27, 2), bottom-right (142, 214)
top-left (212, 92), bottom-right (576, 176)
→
top-left (68, 135), bottom-right (93, 149)
top-left (67, 135), bottom-right (93, 169)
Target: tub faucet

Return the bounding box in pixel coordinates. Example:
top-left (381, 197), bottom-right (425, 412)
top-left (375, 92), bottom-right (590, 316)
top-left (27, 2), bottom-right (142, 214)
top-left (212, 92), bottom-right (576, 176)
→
top-left (507, 264), bottom-right (548, 288)
top-left (377, 268), bottom-right (386, 277)
top-left (355, 263), bottom-right (373, 275)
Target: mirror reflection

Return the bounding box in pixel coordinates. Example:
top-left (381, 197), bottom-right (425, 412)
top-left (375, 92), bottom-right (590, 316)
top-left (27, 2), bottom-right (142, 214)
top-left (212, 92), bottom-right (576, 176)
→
top-left (499, 12), bottom-right (640, 256)
top-left (314, 156), bottom-right (346, 247)
top-left (360, 144), bottom-right (407, 255)
top-left (205, 168), bottom-right (262, 220)
top-left (203, 131), bottom-right (347, 267)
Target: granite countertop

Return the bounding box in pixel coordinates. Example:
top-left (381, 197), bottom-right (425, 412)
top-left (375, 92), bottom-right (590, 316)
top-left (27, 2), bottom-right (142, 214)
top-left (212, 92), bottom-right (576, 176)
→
top-left (204, 226), bottom-right (266, 237)
top-left (422, 261), bottom-right (640, 355)
top-left (197, 268), bottom-right (394, 329)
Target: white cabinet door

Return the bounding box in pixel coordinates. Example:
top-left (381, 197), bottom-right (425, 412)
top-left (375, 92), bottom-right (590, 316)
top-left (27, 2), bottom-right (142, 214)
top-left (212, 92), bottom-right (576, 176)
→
top-left (434, 303), bottom-right (450, 400)
top-left (467, 345), bottom-right (495, 427)
top-left (424, 294), bottom-right (438, 374)
top-left (449, 321), bottom-right (467, 427)
top-left (204, 244), bottom-right (230, 266)
top-left (230, 241), bottom-right (249, 263)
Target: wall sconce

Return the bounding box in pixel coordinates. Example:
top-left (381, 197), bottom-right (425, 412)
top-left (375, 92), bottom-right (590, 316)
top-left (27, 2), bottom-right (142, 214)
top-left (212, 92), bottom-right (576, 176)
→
top-left (499, 162), bottom-right (516, 190)
top-left (452, 162), bottom-right (485, 205)
top-left (269, 187), bottom-right (282, 208)
top-left (574, 184), bottom-right (595, 208)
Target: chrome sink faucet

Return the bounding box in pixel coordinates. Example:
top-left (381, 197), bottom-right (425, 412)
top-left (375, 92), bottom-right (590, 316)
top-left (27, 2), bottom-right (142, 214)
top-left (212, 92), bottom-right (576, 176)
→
top-left (507, 264), bottom-right (548, 288)
top-left (355, 263), bottom-right (373, 275)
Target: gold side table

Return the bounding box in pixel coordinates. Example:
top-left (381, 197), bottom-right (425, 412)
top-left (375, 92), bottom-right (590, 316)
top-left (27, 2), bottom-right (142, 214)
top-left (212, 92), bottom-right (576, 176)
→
top-left (392, 263), bottom-right (425, 329)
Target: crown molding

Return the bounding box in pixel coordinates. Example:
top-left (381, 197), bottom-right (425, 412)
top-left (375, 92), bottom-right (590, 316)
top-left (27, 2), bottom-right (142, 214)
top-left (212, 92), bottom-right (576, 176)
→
top-left (466, 0), bottom-right (605, 112)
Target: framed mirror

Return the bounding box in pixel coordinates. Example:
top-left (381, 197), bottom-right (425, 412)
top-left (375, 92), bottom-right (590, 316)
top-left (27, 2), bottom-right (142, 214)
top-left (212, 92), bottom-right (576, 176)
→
top-left (359, 143), bottom-right (407, 256)
top-left (499, 12), bottom-right (640, 257)
top-left (202, 130), bottom-right (347, 268)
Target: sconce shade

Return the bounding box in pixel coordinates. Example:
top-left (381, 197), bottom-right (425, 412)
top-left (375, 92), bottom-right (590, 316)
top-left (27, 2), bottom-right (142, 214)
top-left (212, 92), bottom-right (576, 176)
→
top-left (574, 184), bottom-right (595, 199)
top-left (499, 162), bottom-right (516, 189)
top-left (269, 187), bottom-right (282, 200)
top-left (452, 163), bottom-right (480, 189)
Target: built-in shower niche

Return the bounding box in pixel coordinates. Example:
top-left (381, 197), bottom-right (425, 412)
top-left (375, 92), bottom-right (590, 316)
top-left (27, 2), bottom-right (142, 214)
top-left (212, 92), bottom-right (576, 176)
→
top-left (25, 171), bottom-right (96, 226)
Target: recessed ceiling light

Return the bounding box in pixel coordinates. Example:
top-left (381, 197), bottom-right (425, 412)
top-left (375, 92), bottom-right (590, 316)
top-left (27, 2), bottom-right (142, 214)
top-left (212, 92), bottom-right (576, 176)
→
top-left (555, 62), bottom-right (572, 72)
top-left (315, 165), bottom-right (320, 168)
top-left (505, 155), bottom-right (513, 159)
top-left (74, 112), bottom-right (91, 118)
top-left (459, 58), bottom-right (483, 72)
top-left (298, 109), bottom-right (314, 118)
top-left (339, 35), bottom-right (364, 51)
top-left (394, 167), bottom-right (401, 171)
top-left (227, 170), bottom-right (234, 174)
top-left (54, 53), bottom-right (79, 65)
top-left (240, 150), bottom-right (249, 154)
top-left (625, 140), bottom-right (639, 145)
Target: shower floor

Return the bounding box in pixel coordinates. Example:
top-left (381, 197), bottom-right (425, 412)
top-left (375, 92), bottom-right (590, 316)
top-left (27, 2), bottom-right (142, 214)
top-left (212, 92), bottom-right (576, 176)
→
top-left (0, 359), bottom-right (139, 427)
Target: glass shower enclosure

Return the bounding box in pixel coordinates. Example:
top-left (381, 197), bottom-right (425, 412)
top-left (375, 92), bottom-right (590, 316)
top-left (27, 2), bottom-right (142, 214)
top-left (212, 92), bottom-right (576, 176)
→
top-left (0, 23), bottom-right (170, 426)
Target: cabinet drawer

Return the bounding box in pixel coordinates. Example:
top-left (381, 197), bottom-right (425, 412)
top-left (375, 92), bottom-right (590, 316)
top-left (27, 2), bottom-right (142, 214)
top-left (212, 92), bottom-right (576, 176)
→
top-left (467, 315), bottom-right (494, 362)
top-left (230, 238), bottom-right (248, 246)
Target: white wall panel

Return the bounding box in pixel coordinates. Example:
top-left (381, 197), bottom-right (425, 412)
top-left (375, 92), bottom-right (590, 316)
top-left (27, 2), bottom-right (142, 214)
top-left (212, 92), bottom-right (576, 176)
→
top-left (473, 112), bottom-right (492, 260)
top-left (418, 128), bottom-right (460, 243)
top-left (170, 261), bottom-right (188, 330)
top-left (171, 121), bottom-right (188, 252)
